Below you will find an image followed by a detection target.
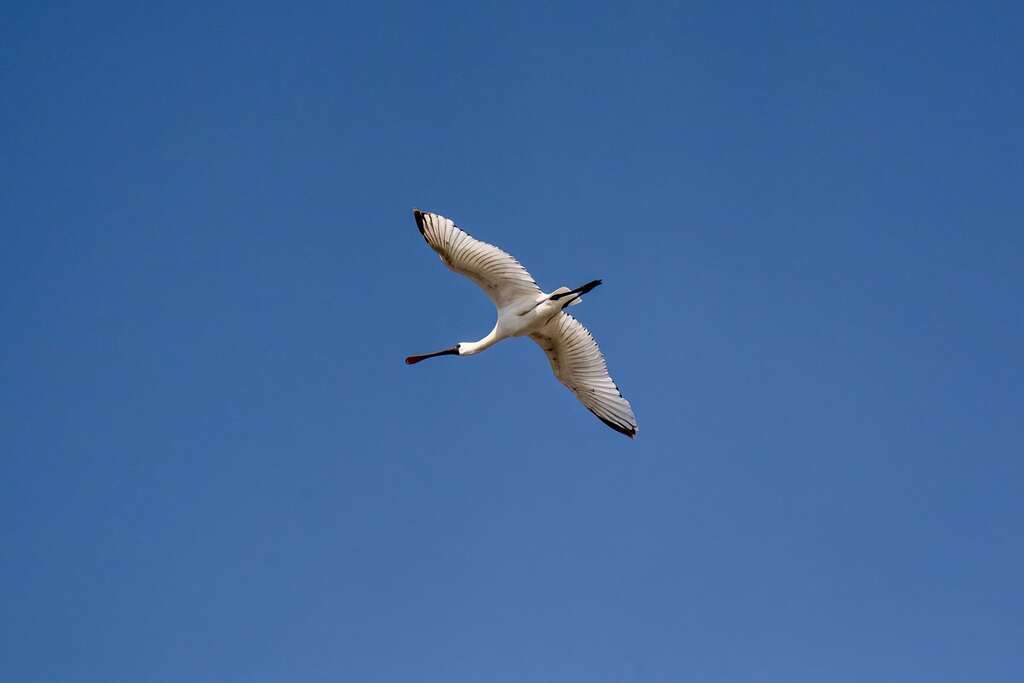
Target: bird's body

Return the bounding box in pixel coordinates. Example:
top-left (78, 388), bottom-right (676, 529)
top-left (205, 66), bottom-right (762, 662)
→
top-left (406, 209), bottom-right (638, 438)
top-left (458, 291), bottom-right (579, 352)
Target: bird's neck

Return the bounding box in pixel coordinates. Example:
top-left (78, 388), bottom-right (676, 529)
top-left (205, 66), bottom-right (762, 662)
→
top-left (460, 327), bottom-right (501, 356)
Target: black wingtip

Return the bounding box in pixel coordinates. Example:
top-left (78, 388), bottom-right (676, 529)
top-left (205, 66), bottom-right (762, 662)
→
top-left (589, 410), bottom-right (636, 438)
top-left (412, 208), bottom-right (428, 236)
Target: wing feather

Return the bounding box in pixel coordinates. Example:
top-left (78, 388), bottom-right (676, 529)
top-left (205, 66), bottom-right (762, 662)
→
top-left (414, 209), bottom-right (542, 309)
top-left (530, 312), bottom-right (638, 438)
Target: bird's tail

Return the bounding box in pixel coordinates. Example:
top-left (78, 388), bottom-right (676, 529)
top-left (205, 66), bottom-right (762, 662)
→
top-left (550, 279), bottom-right (602, 307)
top-left (550, 286), bottom-right (582, 306)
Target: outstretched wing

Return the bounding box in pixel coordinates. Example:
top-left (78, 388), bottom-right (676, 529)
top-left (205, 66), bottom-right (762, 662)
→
top-left (530, 312), bottom-right (638, 438)
top-left (414, 209), bottom-right (542, 310)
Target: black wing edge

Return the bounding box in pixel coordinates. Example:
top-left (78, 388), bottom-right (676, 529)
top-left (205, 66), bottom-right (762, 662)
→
top-left (412, 208), bottom-right (428, 239)
top-left (588, 408), bottom-right (636, 439)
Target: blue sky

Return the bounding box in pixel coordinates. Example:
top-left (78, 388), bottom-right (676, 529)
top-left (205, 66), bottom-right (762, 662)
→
top-left (2, 2), bottom-right (1022, 681)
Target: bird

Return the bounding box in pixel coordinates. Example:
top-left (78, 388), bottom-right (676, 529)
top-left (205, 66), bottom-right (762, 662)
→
top-left (405, 209), bottom-right (638, 438)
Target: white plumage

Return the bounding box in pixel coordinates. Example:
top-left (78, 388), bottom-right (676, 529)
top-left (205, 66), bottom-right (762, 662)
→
top-left (407, 209), bottom-right (638, 438)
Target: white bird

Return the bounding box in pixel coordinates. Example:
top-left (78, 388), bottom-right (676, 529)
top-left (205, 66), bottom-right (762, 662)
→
top-left (406, 209), bottom-right (638, 438)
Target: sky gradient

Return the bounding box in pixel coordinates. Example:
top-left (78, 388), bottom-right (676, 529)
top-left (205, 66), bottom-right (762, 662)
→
top-left (2, 2), bottom-right (1022, 681)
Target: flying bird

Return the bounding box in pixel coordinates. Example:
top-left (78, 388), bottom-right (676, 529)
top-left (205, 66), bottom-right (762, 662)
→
top-left (406, 209), bottom-right (638, 438)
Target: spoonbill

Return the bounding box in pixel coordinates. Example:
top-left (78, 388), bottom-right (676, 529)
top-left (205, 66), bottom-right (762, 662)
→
top-left (406, 209), bottom-right (638, 438)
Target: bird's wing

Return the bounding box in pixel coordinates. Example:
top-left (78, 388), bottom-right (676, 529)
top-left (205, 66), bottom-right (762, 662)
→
top-left (530, 312), bottom-right (638, 438)
top-left (414, 209), bottom-right (542, 310)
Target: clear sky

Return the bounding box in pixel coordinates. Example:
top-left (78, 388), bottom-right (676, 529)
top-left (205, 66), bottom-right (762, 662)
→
top-left (2, 2), bottom-right (1022, 681)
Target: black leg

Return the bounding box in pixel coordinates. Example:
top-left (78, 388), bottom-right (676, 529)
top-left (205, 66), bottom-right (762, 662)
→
top-left (550, 279), bottom-right (602, 301)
